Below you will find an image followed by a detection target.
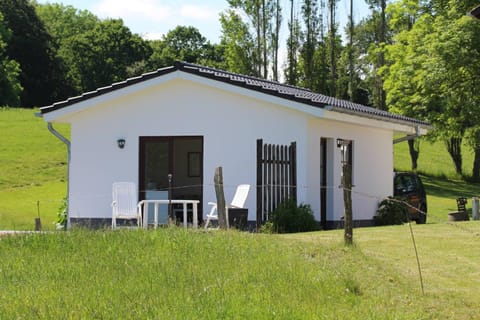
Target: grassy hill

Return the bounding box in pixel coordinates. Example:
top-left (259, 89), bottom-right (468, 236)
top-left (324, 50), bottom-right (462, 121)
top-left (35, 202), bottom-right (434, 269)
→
top-left (2, 107), bottom-right (480, 229)
top-left (0, 108), bottom-right (69, 230)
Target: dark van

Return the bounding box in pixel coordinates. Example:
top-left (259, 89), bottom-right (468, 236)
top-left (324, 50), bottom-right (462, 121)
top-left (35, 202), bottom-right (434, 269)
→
top-left (393, 172), bottom-right (427, 224)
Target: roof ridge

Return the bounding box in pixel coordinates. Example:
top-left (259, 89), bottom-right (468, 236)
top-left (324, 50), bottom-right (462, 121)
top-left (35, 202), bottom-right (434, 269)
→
top-left (175, 61), bottom-right (314, 93)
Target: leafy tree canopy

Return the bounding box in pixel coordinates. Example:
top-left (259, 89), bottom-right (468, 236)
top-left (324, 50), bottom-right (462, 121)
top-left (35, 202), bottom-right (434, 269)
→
top-left (0, 12), bottom-right (21, 106)
top-left (148, 26), bottom-right (222, 70)
top-left (36, 3), bottom-right (150, 94)
top-left (0, 0), bottom-right (68, 107)
top-left (383, 0), bottom-right (480, 177)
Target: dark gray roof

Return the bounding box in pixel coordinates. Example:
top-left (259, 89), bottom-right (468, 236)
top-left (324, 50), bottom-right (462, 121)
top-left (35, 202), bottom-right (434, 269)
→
top-left (40, 61), bottom-right (429, 127)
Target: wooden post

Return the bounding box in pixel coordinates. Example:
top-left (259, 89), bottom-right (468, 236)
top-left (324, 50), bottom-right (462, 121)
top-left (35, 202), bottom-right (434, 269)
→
top-left (35, 200), bottom-right (42, 231)
top-left (168, 174), bottom-right (175, 225)
top-left (343, 162), bottom-right (353, 245)
top-left (256, 139), bottom-right (263, 230)
top-left (214, 167), bottom-right (227, 229)
top-left (338, 139), bottom-right (353, 245)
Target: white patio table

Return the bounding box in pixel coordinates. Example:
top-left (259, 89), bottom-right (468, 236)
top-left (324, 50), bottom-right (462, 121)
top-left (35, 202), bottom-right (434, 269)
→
top-left (139, 199), bottom-right (200, 229)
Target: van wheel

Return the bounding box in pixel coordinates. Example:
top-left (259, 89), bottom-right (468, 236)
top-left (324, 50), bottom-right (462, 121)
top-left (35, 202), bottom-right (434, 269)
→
top-left (416, 205), bottom-right (427, 224)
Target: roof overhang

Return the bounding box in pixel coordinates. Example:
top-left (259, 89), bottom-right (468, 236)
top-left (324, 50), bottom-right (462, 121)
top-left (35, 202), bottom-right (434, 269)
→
top-left (39, 61), bottom-right (430, 134)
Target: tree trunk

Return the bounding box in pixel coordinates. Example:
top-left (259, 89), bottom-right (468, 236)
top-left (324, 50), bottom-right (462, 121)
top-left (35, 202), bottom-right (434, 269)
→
top-left (329, 0), bottom-right (337, 97)
top-left (408, 139), bottom-right (419, 171)
top-left (348, 0), bottom-right (354, 101)
top-left (378, 0), bottom-right (387, 110)
top-left (262, 0), bottom-right (268, 78)
top-left (445, 137), bottom-right (463, 175)
top-left (272, 0), bottom-right (281, 81)
top-left (288, 0), bottom-right (294, 83)
top-left (255, 3), bottom-right (262, 77)
top-left (286, 0), bottom-right (298, 85)
top-left (473, 148), bottom-right (480, 182)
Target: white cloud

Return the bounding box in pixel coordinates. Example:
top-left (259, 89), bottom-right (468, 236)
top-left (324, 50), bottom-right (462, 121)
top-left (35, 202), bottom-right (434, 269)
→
top-left (180, 5), bottom-right (217, 21)
top-left (141, 32), bottom-right (165, 40)
top-left (90, 0), bottom-right (223, 41)
top-left (93, 0), bottom-right (173, 22)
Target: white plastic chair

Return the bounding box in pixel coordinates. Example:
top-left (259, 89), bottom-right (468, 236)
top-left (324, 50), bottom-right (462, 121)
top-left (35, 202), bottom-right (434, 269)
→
top-left (204, 184), bottom-right (250, 229)
top-left (111, 182), bottom-right (142, 229)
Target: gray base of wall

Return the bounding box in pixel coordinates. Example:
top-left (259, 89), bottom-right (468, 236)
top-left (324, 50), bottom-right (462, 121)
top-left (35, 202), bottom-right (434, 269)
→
top-left (70, 218), bottom-right (113, 229)
top-left (69, 218), bottom-right (376, 231)
top-left (246, 219), bottom-right (376, 232)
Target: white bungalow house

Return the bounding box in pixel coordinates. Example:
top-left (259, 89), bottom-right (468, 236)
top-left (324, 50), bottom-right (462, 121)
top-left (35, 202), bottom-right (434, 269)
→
top-left (39, 61), bottom-right (429, 229)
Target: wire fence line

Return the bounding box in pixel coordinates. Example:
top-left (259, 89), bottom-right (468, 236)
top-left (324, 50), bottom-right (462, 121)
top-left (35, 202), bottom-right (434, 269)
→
top-left (2, 182), bottom-right (473, 210)
top-left (5, 182), bottom-right (479, 229)
top-left (7, 182), bottom-right (480, 296)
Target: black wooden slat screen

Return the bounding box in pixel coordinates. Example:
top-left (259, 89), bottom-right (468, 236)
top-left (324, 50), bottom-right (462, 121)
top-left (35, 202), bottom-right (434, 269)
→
top-left (256, 139), bottom-right (297, 228)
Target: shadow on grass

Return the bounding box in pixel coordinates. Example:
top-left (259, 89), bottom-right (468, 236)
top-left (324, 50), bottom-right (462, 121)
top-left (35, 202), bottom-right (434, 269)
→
top-left (420, 174), bottom-right (480, 199)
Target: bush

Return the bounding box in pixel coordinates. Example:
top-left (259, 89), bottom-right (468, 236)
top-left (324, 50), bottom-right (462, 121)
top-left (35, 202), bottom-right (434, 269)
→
top-left (268, 199), bottom-right (318, 233)
top-left (374, 197), bottom-right (409, 226)
top-left (56, 197), bottom-right (67, 230)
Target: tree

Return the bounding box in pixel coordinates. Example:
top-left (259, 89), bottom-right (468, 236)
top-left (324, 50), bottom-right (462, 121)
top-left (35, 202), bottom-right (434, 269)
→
top-left (0, 12), bottom-right (21, 106)
top-left (270, 0), bottom-right (282, 81)
top-left (220, 9), bottom-right (256, 75)
top-left (300, 0), bottom-right (320, 89)
top-left (383, 0), bottom-right (425, 170)
top-left (36, 3), bottom-right (99, 42)
top-left (314, 0), bottom-right (331, 95)
top-left (0, 0), bottom-right (68, 107)
top-left (148, 26), bottom-right (221, 69)
top-left (383, 0), bottom-right (480, 178)
top-left (364, 0), bottom-right (389, 110)
top-left (66, 18), bottom-right (151, 92)
top-left (285, 0), bottom-right (301, 85)
top-left (327, 0), bottom-right (338, 96)
top-left (227, 0), bottom-right (277, 78)
top-left (348, 0), bottom-right (354, 100)
top-left (35, 3), bottom-right (99, 95)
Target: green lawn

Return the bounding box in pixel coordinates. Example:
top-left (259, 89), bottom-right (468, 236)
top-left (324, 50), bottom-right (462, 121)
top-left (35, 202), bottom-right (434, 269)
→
top-left (393, 136), bottom-right (480, 223)
top-left (1, 225), bottom-right (479, 318)
top-left (393, 136), bottom-right (476, 179)
top-left (0, 108), bottom-right (69, 230)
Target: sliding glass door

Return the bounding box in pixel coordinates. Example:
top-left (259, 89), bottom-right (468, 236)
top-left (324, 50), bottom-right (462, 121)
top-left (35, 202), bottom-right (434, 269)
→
top-left (139, 136), bottom-right (203, 223)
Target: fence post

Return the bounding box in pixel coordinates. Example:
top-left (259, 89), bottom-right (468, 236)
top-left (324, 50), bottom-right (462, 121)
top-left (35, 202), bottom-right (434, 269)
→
top-left (256, 139), bottom-right (263, 230)
top-left (338, 139), bottom-right (353, 246)
top-left (214, 167), bottom-right (227, 229)
top-left (473, 197), bottom-right (479, 220)
top-left (168, 174), bottom-right (175, 225)
top-left (289, 142), bottom-right (297, 202)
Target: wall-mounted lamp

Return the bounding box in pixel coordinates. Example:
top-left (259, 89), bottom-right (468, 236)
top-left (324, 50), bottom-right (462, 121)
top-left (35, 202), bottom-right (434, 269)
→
top-left (117, 138), bottom-right (126, 149)
top-left (336, 139), bottom-right (352, 165)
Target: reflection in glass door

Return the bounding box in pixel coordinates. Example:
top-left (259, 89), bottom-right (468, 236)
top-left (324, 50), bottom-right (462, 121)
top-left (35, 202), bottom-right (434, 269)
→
top-left (141, 139), bottom-right (169, 224)
top-left (139, 136), bottom-right (203, 224)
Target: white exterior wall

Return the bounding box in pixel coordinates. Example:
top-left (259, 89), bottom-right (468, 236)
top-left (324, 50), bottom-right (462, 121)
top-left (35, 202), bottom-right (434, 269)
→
top-left (305, 119), bottom-right (394, 222)
top-left (66, 78), bottom-right (308, 221)
top-left (49, 73), bottom-right (396, 223)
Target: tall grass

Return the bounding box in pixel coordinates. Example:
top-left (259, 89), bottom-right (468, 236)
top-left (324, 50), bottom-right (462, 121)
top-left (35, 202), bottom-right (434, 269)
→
top-left (0, 228), bottom-right (432, 319)
top-left (283, 222), bottom-right (480, 319)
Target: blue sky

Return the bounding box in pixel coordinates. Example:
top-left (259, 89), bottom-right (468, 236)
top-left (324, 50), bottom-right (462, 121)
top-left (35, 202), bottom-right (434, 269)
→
top-left (37, 0), bottom-right (370, 43)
